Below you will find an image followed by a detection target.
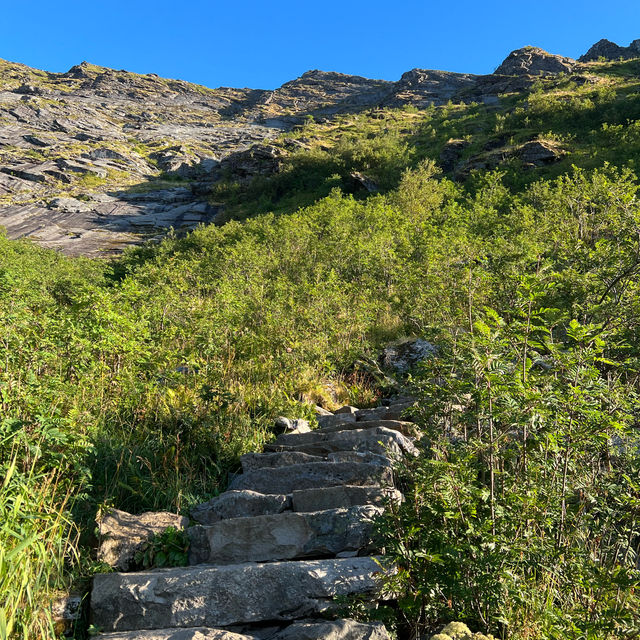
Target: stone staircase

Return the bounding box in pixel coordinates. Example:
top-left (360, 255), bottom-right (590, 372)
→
top-left (91, 398), bottom-right (420, 640)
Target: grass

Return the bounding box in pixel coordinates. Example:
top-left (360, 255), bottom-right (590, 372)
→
top-left (0, 453), bottom-right (78, 640)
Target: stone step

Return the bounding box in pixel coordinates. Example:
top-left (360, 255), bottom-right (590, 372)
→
top-left (240, 451), bottom-right (324, 473)
top-left (228, 462), bottom-right (393, 494)
top-left (356, 401), bottom-right (415, 422)
top-left (265, 427), bottom-right (418, 458)
top-left (97, 618), bottom-right (391, 639)
top-left (327, 451), bottom-right (392, 467)
top-left (97, 629), bottom-right (254, 639)
top-left (317, 413), bottom-right (357, 429)
top-left (91, 557), bottom-right (386, 632)
top-left (292, 485), bottom-right (403, 512)
top-left (191, 490), bottom-right (291, 525)
top-left (318, 419), bottom-right (421, 439)
top-left (188, 505), bottom-right (381, 565)
top-left (268, 618), bottom-right (391, 639)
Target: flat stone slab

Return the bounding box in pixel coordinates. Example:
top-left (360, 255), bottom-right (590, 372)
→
top-left (191, 490), bottom-right (291, 525)
top-left (228, 462), bottom-right (393, 494)
top-left (292, 486), bottom-right (403, 512)
top-left (318, 419), bottom-right (420, 438)
top-left (317, 413), bottom-right (357, 429)
top-left (327, 451), bottom-right (392, 467)
top-left (98, 629), bottom-right (254, 639)
top-left (266, 427), bottom-right (418, 458)
top-left (356, 402), bottom-right (415, 422)
top-left (188, 506), bottom-right (381, 565)
top-left (240, 451), bottom-right (324, 473)
top-left (91, 557), bottom-right (386, 631)
top-left (97, 619), bottom-right (391, 640)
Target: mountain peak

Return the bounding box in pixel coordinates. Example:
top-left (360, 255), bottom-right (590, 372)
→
top-left (579, 38), bottom-right (640, 62)
top-left (494, 46), bottom-right (575, 76)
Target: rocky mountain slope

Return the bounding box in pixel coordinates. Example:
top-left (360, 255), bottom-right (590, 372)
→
top-left (0, 38), bottom-right (636, 256)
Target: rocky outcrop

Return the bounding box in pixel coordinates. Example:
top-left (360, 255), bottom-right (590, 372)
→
top-left (494, 47), bottom-right (576, 75)
top-left (520, 140), bottom-right (564, 167)
top-left (579, 39), bottom-right (640, 62)
top-left (0, 39), bottom-right (593, 255)
top-left (386, 69), bottom-right (478, 108)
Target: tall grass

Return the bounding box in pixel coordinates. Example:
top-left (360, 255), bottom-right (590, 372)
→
top-left (0, 451), bottom-right (79, 640)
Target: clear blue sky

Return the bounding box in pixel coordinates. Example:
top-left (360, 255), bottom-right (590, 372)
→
top-left (3, 1), bottom-right (640, 89)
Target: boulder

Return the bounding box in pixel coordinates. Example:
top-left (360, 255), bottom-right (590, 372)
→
top-left (221, 144), bottom-right (288, 178)
top-left (292, 485), bottom-right (403, 512)
top-left (91, 557), bottom-right (387, 631)
top-left (190, 490), bottom-right (291, 525)
top-left (380, 338), bottom-right (436, 373)
top-left (228, 462), bottom-right (394, 494)
top-left (347, 172), bottom-right (379, 194)
top-left (520, 140), bottom-right (563, 166)
top-left (274, 416), bottom-right (311, 434)
top-left (494, 47), bottom-right (575, 75)
top-left (97, 509), bottom-right (188, 571)
top-left (440, 139), bottom-right (471, 173)
top-left (188, 506), bottom-right (381, 565)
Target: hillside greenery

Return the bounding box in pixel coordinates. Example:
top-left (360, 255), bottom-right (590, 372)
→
top-left (2, 57), bottom-right (640, 639)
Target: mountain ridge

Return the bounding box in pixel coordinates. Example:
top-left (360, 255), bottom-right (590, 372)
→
top-left (0, 36), bottom-right (638, 256)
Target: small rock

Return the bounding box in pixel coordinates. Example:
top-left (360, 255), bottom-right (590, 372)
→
top-left (97, 508), bottom-right (188, 571)
top-left (50, 592), bottom-right (82, 636)
top-left (335, 405), bottom-right (359, 415)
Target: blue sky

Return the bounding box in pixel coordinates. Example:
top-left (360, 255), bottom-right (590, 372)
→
top-left (3, 1), bottom-right (640, 89)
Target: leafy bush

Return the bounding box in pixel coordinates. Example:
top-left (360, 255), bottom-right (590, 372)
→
top-left (134, 527), bottom-right (190, 569)
top-left (377, 287), bottom-right (640, 639)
